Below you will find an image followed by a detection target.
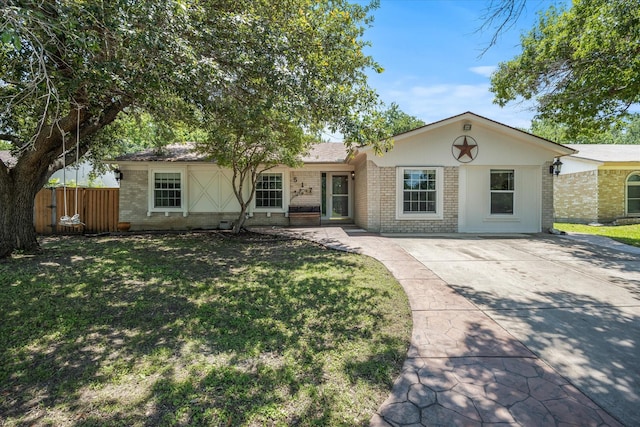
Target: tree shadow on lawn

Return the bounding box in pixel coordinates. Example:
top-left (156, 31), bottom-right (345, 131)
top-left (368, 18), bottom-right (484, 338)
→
top-left (0, 233), bottom-right (410, 426)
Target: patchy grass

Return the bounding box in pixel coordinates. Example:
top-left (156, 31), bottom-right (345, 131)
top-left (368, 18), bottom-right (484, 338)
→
top-left (554, 223), bottom-right (640, 248)
top-left (0, 232), bottom-right (411, 426)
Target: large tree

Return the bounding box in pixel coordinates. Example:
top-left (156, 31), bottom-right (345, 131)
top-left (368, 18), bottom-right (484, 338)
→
top-left (0, 0), bottom-right (384, 258)
top-left (195, 0), bottom-right (388, 233)
top-left (490, 0), bottom-right (640, 138)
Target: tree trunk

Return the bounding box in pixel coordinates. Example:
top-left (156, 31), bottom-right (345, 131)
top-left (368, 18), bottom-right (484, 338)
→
top-left (0, 177), bottom-right (17, 258)
top-left (13, 184), bottom-right (41, 253)
top-left (233, 203), bottom-right (248, 234)
top-left (231, 167), bottom-right (260, 234)
top-left (0, 172), bottom-right (41, 258)
top-left (0, 101), bottom-right (126, 258)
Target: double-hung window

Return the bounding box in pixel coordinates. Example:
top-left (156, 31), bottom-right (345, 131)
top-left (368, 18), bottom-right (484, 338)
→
top-left (255, 173), bottom-right (283, 208)
top-left (490, 169), bottom-right (514, 214)
top-left (396, 167), bottom-right (443, 219)
top-left (404, 169), bottom-right (437, 213)
top-left (154, 172), bottom-right (182, 208)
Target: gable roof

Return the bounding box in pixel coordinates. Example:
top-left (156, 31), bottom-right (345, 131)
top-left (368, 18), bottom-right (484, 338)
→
top-left (565, 144), bottom-right (640, 163)
top-left (387, 111), bottom-right (577, 156)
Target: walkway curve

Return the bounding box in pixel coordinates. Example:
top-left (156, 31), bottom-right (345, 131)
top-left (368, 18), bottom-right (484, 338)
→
top-left (258, 227), bottom-right (628, 427)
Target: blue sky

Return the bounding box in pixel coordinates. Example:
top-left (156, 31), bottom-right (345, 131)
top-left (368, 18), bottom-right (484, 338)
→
top-left (361, 0), bottom-right (562, 129)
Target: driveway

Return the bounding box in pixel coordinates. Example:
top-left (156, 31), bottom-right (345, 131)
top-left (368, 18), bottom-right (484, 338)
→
top-left (391, 234), bottom-right (640, 427)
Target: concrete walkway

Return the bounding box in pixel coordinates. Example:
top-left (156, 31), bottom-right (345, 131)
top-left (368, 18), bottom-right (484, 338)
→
top-left (260, 227), bottom-right (629, 427)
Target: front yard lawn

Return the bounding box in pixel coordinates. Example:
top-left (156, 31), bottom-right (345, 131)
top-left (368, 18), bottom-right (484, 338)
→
top-left (0, 232), bottom-right (411, 426)
top-left (554, 223), bottom-right (640, 248)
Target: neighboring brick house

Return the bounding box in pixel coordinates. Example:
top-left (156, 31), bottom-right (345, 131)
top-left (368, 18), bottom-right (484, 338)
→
top-left (554, 144), bottom-right (640, 224)
top-left (113, 112), bottom-right (575, 233)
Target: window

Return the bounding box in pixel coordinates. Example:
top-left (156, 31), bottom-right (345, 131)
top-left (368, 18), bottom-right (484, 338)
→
top-left (256, 173), bottom-right (283, 208)
top-left (403, 169), bottom-right (437, 213)
top-left (154, 172), bottom-right (182, 208)
top-left (627, 173), bottom-right (640, 215)
top-left (396, 167), bottom-right (443, 220)
top-left (490, 169), bottom-right (514, 214)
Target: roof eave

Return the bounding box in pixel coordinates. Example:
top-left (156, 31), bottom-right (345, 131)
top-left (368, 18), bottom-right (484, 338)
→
top-left (360, 112), bottom-right (577, 156)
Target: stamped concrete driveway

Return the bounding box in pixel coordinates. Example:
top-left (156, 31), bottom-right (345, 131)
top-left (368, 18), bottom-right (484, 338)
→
top-left (392, 234), bottom-right (640, 427)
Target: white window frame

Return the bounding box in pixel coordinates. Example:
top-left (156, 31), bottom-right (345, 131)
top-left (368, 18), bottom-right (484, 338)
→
top-left (396, 167), bottom-right (444, 220)
top-left (253, 171), bottom-right (286, 212)
top-left (148, 168), bottom-right (187, 215)
top-left (489, 169), bottom-right (515, 216)
top-left (626, 172), bottom-right (640, 217)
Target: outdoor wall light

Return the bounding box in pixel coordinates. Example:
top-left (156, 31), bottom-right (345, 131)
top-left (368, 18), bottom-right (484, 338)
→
top-left (114, 168), bottom-right (123, 181)
top-left (463, 123), bottom-right (472, 131)
top-left (549, 158), bottom-right (563, 176)
top-left (351, 171), bottom-right (355, 180)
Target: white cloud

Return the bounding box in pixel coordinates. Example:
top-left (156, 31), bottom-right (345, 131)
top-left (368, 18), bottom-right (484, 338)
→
top-left (469, 66), bottom-right (498, 78)
top-left (384, 82), bottom-right (536, 130)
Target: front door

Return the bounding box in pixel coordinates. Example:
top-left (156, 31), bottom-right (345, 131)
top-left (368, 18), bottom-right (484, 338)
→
top-left (322, 173), bottom-right (351, 219)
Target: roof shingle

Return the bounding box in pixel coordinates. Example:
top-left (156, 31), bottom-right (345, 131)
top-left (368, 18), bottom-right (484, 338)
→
top-left (565, 144), bottom-right (640, 162)
top-left (300, 142), bottom-right (348, 163)
top-left (115, 142), bottom-right (349, 164)
top-left (115, 143), bottom-right (211, 162)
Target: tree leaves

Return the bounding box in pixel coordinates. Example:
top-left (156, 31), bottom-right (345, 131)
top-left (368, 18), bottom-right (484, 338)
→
top-left (0, 30), bottom-right (21, 50)
top-left (380, 102), bottom-right (425, 137)
top-left (531, 113), bottom-right (640, 144)
top-left (0, 0), bottom-right (388, 252)
top-left (490, 0), bottom-right (640, 138)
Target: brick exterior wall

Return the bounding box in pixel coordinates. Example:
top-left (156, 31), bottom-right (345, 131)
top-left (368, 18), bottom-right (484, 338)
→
top-left (375, 166), bottom-right (459, 233)
top-left (353, 158), bottom-right (369, 229)
top-left (555, 168), bottom-right (636, 224)
top-left (541, 161), bottom-right (555, 231)
top-left (597, 169), bottom-right (628, 222)
top-left (554, 170), bottom-right (598, 223)
top-left (354, 159), bottom-right (382, 231)
top-left (442, 167), bottom-right (459, 231)
top-left (119, 170), bottom-right (149, 225)
top-left (289, 170), bottom-right (321, 207)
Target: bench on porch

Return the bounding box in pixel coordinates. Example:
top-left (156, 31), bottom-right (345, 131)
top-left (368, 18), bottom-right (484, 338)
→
top-left (288, 205), bottom-right (321, 226)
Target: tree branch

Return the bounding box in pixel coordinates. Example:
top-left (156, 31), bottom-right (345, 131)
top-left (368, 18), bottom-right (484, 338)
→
top-left (0, 134), bottom-right (22, 145)
top-left (477, 0), bottom-right (527, 56)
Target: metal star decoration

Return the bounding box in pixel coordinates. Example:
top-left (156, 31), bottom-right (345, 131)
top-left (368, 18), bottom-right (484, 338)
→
top-left (453, 136), bottom-right (478, 161)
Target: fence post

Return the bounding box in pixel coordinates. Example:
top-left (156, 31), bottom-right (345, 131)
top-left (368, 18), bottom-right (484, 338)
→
top-left (51, 187), bottom-right (57, 233)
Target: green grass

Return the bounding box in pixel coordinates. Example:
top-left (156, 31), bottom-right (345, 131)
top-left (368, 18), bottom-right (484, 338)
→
top-left (554, 223), bottom-right (640, 248)
top-left (0, 232), bottom-right (412, 426)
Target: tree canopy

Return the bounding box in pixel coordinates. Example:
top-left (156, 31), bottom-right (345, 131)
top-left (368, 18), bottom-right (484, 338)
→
top-left (531, 114), bottom-right (640, 145)
top-left (196, 92), bottom-right (314, 232)
top-left (490, 0), bottom-right (640, 138)
top-left (380, 102), bottom-right (425, 136)
top-left (0, 0), bottom-right (385, 257)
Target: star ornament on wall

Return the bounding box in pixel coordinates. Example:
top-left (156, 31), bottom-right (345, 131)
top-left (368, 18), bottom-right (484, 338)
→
top-left (451, 135), bottom-right (479, 163)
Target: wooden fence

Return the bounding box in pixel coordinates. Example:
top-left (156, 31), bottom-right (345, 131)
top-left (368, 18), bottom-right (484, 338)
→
top-left (34, 187), bottom-right (120, 234)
